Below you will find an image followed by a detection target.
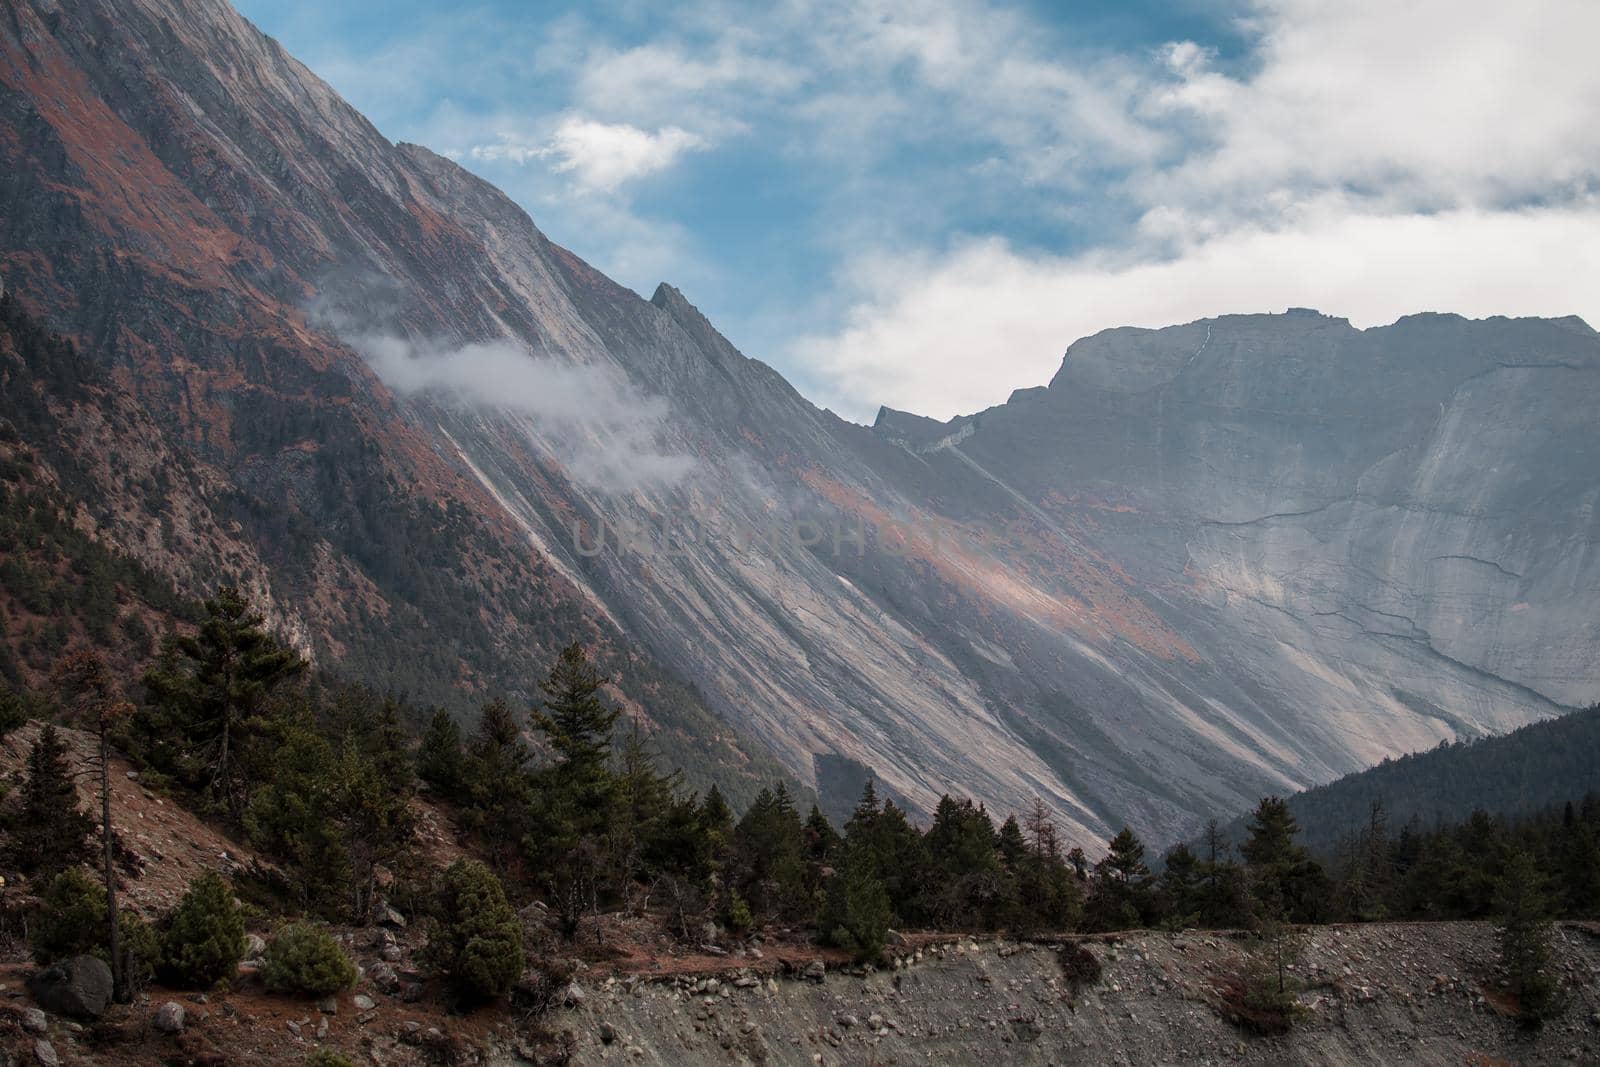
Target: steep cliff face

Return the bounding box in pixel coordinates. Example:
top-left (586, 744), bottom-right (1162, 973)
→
top-left (1, 0), bottom-right (1595, 844)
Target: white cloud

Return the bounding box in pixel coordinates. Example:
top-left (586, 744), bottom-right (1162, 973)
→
top-left (341, 330), bottom-right (697, 491)
top-left (468, 117), bottom-right (705, 193)
top-left (794, 0), bottom-right (1600, 420)
top-left (799, 202), bottom-right (1600, 421)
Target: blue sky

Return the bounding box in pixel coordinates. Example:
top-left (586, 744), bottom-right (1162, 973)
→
top-left (236, 0), bottom-right (1600, 421)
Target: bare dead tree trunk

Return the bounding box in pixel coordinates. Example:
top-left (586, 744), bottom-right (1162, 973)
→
top-left (99, 722), bottom-right (125, 1003)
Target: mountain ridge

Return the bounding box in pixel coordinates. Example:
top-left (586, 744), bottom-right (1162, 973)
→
top-left (2, 0), bottom-right (1596, 845)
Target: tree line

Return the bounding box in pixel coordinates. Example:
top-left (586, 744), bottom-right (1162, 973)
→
top-left (2, 586), bottom-right (1590, 1026)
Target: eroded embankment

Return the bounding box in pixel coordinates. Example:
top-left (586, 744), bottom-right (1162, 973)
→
top-left (528, 922), bottom-right (1600, 1066)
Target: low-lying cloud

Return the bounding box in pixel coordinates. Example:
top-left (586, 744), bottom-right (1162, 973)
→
top-left (345, 329), bottom-right (696, 493)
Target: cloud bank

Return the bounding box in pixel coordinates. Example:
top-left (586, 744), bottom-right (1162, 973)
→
top-left (346, 330), bottom-right (696, 492)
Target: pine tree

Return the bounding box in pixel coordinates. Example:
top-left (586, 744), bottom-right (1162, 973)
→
top-left (732, 784), bottom-right (808, 920)
top-left (611, 719), bottom-right (678, 884)
top-left (531, 642), bottom-right (619, 830)
top-left (335, 730), bottom-right (417, 923)
top-left (141, 586), bottom-right (303, 819)
top-left (1160, 843), bottom-right (1203, 926)
top-left (464, 698), bottom-right (532, 870)
top-left (416, 707), bottom-right (465, 798)
top-left (1085, 828), bottom-right (1154, 931)
top-left (0, 681), bottom-right (26, 740)
top-left (1242, 796), bottom-right (1328, 922)
top-left (11, 723), bottom-right (94, 876)
top-left (818, 833), bottom-right (891, 961)
top-left (1495, 848), bottom-right (1559, 1026)
top-left (803, 804), bottom-right (841, 867)
top-left (243, 715), bottom-right (350, 915)
top-left (924, 795), bottom-right (1003, 928)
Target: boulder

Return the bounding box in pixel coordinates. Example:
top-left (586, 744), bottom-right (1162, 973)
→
top-left (153, 1001), bottom-right (186, 1033)
top-left (375, 902), bottom-right (407, 929)
top-left (27, 956), bottom-right (113, 1019)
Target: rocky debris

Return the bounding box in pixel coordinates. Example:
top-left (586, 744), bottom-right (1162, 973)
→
top-left (153, 1001), bottom-right (186, 1033)
top-left (543, 923), bottom-right (1600, 1066)
top-left (27, 955), bottom-right (114, 1019)
top-left (802, 960), bottom-right (826, 983)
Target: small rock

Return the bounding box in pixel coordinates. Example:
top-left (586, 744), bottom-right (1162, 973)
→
top-left (380, 943), bottom-right (404, 963)
top-left (316, 1017), bottom-right (329, 1040)
top-left (837, 1014), bottom-right (860, 1028)
top-left (244, 934), bottom-right (267, 960)
top-left (286, 1020), bottom-right (302, 1037)
top-left (564, 981), bottom-right (586, 1007)
top-left (599, 1021), bottom-right (618, 1044)
top-left (375, 902), bottom-right (407, 929)
top-left (803, 960), bottom-right (826, 983)
top-left (34, 1039), bottom-right (60, 1067)
top-left (318, 996), bottom-right (338, 1014)
top-left (21, 1007), bottom-right (48, 1034)
top-left (153, 1001), bottom-right (186, 1033)
top-left (352, 994), bottom-right (376, 1012)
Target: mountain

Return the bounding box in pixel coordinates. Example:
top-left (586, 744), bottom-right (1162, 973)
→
top-left (2, 0), bottom-right (1596, 845)
top-left (1209, 702), bottom-right (1600, 858)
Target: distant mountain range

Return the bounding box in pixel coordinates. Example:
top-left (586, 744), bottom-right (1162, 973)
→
top-left (2, 0), bottom-right (1597, 844)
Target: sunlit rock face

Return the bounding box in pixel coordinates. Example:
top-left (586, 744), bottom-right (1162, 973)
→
top-left (3, 0), bottom-right (1596, 845)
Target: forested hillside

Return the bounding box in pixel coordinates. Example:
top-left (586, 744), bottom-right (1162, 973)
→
top-left (1213, 704), bottom-right (1600, 856)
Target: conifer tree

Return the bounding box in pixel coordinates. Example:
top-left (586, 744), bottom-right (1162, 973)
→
top-left (416, 707), bottom-right (465, 798)
top-left (732, 784), bottom-right (808, 920)
top-left (465, 697), bottom-right (532, 870)
top-left (11, 723), bottom-right (94, 876)
top-left (1495, 848), bottom-right (1559, 1026)
top-left (611, 719), bottom-right (678, 884)
top-left (1242, 796), bottom-right (1328, 922)
top-left (531, 642), bottom-right (619, 831)
top-left (141, 586), bottom-right (303, 819)
top-left (818, 834), bottom-right (891, 961)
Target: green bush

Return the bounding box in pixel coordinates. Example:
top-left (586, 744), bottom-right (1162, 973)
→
top-left (261, 923), bottom-right (357, 997)
top-left (305, 1051), bottom-right (356, 1067)
top-left (160, 871), bottom-right (246, 989)
top-left (31, 868), bottom-right (104, 963)
top-left (726, 891), bottom-right (753, 934)
top-left (31, 867), bottom-right (161, 989)
top-left (426, 859), bottom-right (523, 1002)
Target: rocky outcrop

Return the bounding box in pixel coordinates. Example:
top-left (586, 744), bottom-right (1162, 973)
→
top-left (1, 0), bottom-right (1595, 844)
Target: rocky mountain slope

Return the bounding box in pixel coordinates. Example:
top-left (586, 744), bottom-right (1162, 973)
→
top-left (2, 0), bottom-right (1596, 844)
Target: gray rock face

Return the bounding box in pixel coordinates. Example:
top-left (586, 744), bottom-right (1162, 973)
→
top-left (0, 0), bottom-right (1595, 846)
top-left (27, 955), bottom-right (113, 1020)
